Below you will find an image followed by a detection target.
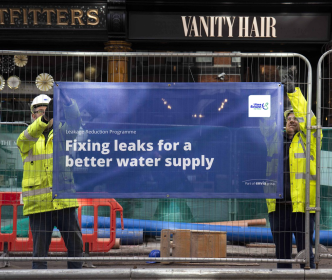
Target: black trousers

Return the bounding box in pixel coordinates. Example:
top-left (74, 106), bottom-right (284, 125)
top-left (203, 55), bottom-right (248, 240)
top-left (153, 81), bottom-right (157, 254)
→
top-left (29, 208), bottom-right (83, 269)
top-left (269, 203), bottom-right (315, 269)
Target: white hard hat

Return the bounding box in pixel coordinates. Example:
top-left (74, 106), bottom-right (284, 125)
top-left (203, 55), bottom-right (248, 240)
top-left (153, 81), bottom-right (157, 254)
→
top-left (31, 94), bottom-right (51, 113)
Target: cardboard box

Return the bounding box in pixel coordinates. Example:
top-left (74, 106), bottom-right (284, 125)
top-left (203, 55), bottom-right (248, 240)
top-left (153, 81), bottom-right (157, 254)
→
top-left (161, 229), bottom-right (227, 259)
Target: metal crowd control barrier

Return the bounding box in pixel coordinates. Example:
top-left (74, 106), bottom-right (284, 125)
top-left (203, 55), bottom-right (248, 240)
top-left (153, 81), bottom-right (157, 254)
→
top-left (0, 192), bottom-right (124, 253)
top-left (316, 50), bottom-right (332, 264)
top-left (0, 51), bottom-right (315, 270)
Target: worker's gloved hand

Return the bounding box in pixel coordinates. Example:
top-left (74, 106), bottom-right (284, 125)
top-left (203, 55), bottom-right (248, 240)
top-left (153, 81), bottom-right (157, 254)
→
top-left (43, 99), bottom-right (53, 121)
top-left (281, 72), bottom-right (296, 93)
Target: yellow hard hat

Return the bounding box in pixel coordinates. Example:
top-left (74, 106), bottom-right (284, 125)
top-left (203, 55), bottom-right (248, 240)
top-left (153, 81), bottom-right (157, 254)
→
top-left (284, 108), bottom-right (293, 120)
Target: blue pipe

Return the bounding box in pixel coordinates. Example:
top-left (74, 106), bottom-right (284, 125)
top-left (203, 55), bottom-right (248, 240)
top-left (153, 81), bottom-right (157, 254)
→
top-left (81, 216), bottom-right (332, 246)
top-left (81, 228), bottom-right (143, 245)
top-left (80, 215), bottom-right (273, 243)
top-left (315, 230), bottom-right (332, 246)
top-left (81, 215), bottom-right (109, 228)
top-left (117, 228), bottom-right (143, 245)
top-left (115, 217), bottom-right (275, 243)
top-left (54, 226), bottom-right (143, 245)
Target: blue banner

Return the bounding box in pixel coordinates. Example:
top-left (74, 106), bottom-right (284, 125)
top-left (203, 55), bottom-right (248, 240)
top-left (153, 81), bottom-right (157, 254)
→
top-left (53, 82), bottom-right (283, 198)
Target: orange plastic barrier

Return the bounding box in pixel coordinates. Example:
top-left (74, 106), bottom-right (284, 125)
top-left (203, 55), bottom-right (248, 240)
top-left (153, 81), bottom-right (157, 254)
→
top-left (0, 192), bottom-right (124, 253)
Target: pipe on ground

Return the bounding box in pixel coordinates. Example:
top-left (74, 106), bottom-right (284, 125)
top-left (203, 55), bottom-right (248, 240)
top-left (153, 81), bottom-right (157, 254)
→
top-left (81, 228), bottom-right (143, 245)
top-left (81, 216), bottom-right (332, 246)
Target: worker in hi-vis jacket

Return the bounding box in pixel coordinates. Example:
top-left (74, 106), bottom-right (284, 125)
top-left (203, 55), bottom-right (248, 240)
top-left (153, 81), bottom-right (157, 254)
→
top-left (17, 93), bottom-right (83, 269)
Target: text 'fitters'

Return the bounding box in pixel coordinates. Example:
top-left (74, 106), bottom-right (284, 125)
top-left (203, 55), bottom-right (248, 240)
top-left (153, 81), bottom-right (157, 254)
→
top-left (0, 8), bottom-right (100, 26)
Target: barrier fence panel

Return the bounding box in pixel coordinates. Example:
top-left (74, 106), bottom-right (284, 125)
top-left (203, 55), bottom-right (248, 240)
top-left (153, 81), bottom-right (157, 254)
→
top-left (0, 51), bottom-right (315, 270)
top-left (316, 50), bottom-right (332, 264)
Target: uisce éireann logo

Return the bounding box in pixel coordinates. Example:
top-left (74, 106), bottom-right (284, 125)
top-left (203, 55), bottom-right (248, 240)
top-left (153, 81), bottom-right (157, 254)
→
top-left (262, 102), bottom-right (269, 110)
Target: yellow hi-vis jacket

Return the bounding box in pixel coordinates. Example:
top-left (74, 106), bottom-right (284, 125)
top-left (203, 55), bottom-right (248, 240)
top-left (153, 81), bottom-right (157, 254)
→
top-left (266, 87), bottom-right (322, 213)
top-left (17, 100), bottom-right (81, 216)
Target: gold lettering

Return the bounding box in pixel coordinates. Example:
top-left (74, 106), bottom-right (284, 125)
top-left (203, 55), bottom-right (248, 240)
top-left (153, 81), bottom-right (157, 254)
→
top-left (189, 17), bottom-right (199, 37)
top-left (28, 8), bottom-right (41, 25)
top-left (266, 17), bottom-right (277, 38)
top-left (210, 16), bottom-right (215, 37)
top-left (239, 17), bottom-right (249, 37)
top-left (216, 17), bottom-right (226, 37)
top-left (9, 8), bottom-right (21, 25)
top-left (260, 17), bottom-right (265, 37)
top-left (199, 16), bottom-right (209, 37)
top-left (181, 16), bottom-right (191, 37)
top-left (22, 8), bottom-right (28, 25)
top-left (71, 9), bottom-right (84, 25)
top-left (87, 9), bottom-right (99, 25)
top-left (42, 8), bottom-right (55, 25)
top-left (0, 9), bottom-right (8, 25)
top-left (57, 9), bottom-right (68, 25)
top-left (250, 17), bottom-right (260, 37)
top-left (226, 17), bottom-right (235, 37)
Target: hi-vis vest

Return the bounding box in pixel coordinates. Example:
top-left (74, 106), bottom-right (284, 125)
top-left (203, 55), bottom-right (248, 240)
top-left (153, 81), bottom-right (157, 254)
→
top-left (17, 101), bottom-right (81, 216)
top-left (266, 88), bottom-right (322, 213)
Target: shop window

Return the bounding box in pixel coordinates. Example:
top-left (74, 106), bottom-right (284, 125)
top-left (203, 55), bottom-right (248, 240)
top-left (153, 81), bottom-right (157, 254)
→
top-left (195, 51), bottom-right (213, 66)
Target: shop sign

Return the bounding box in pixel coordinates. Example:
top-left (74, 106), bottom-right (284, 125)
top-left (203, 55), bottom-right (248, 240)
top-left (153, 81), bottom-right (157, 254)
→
top-left (129, 13), bottom-right (330, 42)
top-left (0, 5), bottom-right (106, 29)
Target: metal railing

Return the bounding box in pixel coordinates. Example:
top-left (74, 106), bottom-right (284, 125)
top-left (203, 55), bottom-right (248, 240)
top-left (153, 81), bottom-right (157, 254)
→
top-left (0, 50), bottom-right (318, 272)
top-left (316, 50), bottom-right (332, 265)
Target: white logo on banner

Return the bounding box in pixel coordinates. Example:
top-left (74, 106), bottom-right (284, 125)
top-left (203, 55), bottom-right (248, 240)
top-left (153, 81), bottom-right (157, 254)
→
top-left (248, 95), bottom-right (271, 117)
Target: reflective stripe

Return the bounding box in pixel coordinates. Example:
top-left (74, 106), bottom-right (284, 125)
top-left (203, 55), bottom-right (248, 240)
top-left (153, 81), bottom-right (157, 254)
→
top-left (296, 173), bottom-right (304, 180)
top-left (295, 173), bottom-right (316, 181)
top-left (23, 149), bottom-right (33, 163)
top-left (300, 131), bottom-right (306, 138)
top-left (22, 187), bottom-right (52, 198)
top-left (313, 131), bottom-right (318, 138)
top-left (294, 153), bottom-right (305, 159)
top-left (297, 117), bottom-right (304, 123)
top-left (24, 129), bottom-right (39, 142)
top-left (296, 134), bottom-right (314, 161)
top-left (23, 152), bottom-right (53, 163)
top-left (298, 137), bottom-right (306, 153)
top-left (294, 153), bottom-right (314, 161)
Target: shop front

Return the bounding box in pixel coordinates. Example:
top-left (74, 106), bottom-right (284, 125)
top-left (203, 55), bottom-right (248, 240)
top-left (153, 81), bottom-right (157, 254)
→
top-left (0, 0), bottom-right (331, 120)
top-left (0, 0), bottom-right (332, 229)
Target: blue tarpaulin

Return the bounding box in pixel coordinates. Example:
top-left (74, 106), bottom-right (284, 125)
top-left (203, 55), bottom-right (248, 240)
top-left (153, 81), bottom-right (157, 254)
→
top-left (53, 82), bottom-right (283, 199)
